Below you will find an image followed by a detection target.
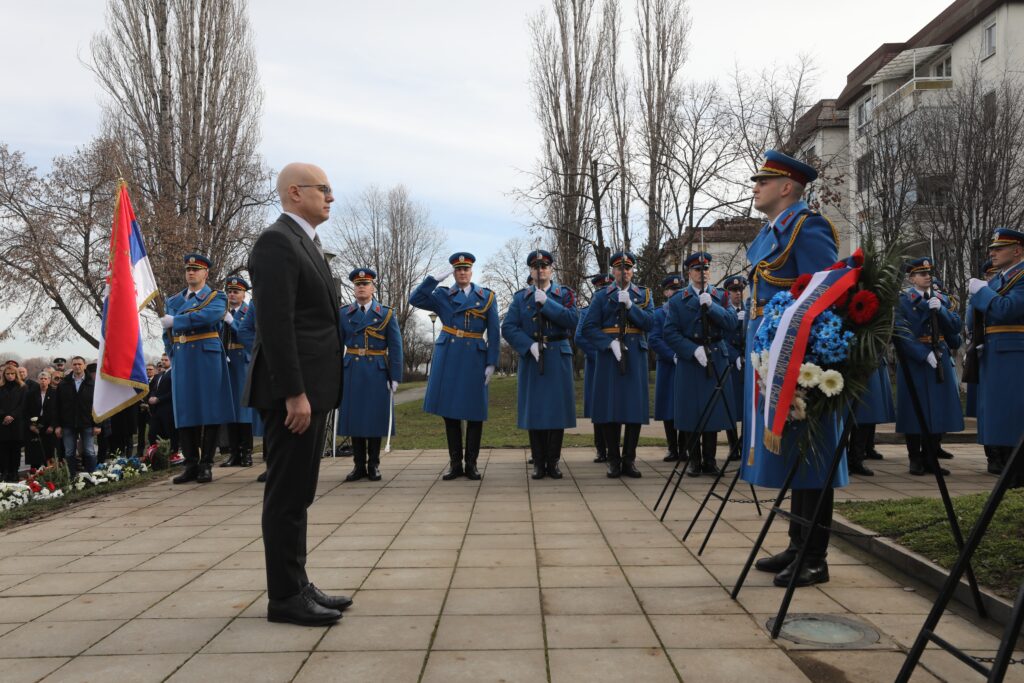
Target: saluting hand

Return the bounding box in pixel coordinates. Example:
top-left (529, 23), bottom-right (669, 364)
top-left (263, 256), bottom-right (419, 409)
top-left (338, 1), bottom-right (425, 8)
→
top-left (432, 268), bottom-right (454, 282)
top-left (284, 393), bottom-right (312, 434)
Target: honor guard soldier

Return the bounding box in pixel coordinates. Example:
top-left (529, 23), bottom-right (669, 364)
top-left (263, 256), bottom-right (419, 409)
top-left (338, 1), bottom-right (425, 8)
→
top-left (580, 251), bottom-right (656, 478)
top-left (160, 253), bottom-right (236, 484)
top-left (894, 258), bottom-right (963, 476)
top-left (410, 252), bottom-right (499, 480)
top-left (740, 151), bottom-right (845, 587)
top-left (968, 228), bottom-right (1024, 484)
top-left (663, 253), bottom-right (738, 476)
top-left (649, 273), bottom-right (684, 462)
top-left (501, 249), bottom-right (578, 479)
top-left (847, 352), bottom-right (895, 476)
top-left (340, 269), bottom-right (404, 482)
top-left (721, 275), bottom-right (748, 461)
top-left (576, 274), bottom-right (614, 464)
top-left (220, 276), bottom-right (254, 468)
top-left (965, 259), bottom-right (1001, 473)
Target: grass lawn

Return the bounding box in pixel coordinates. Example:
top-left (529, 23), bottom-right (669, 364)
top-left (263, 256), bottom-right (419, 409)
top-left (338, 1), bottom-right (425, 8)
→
top-left (0, 469), bottom-right (173, 531)
top-left (392, 374), bottom-right (668, 450)
top-left (837, 490), bottom-right (1024, 599)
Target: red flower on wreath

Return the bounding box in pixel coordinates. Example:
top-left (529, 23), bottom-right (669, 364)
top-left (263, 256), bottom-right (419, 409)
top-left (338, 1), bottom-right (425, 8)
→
top-left (46, 482), bottom-right (55, 492)
top-left (790, 273), bottom-right (813, 297)
top-left (28, 481), bottom-right (41, 493)
top-left (848, 290), bottom-right (880, 324)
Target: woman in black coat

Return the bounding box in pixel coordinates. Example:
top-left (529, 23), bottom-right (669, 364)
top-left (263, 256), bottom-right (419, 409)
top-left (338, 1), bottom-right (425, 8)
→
top-left (24, 370), bottom-right (56, 468)
top-left (0, 364), bottom-right (26, 482)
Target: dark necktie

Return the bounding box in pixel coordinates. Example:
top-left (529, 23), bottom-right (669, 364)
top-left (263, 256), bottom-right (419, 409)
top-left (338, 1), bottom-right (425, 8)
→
top-left (313, 233), bottom-right (326, 260)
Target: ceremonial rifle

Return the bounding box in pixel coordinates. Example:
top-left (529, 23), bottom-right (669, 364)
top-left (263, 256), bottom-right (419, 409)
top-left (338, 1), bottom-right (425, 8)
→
top-left (616, 269), bottom-right (628, 376)
top-left (698, 228), bottom-right (713, 378)
top-left (927, 236), bottom-right (944, 383)
top-left (534, 285), bottom-right (546, 375)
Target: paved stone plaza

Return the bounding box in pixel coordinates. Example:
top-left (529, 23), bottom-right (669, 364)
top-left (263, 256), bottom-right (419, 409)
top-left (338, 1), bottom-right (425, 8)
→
top-left (0, 443), bottom-right (1020, 682)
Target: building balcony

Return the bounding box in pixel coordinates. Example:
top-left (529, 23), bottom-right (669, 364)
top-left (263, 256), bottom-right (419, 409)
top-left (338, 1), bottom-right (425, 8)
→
top-left (877, 76), bottom-right (953, 110)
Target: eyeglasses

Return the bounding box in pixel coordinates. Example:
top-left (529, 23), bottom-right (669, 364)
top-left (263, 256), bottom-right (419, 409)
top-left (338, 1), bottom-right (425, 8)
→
top-left (296, 184), bottom-right (333, 197)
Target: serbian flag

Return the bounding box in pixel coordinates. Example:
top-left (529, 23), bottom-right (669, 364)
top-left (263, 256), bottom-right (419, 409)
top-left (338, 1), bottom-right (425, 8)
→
top-left (93, 183), bottom-right (160, 422)
top-left (761, 252), bottom-right (862, 453)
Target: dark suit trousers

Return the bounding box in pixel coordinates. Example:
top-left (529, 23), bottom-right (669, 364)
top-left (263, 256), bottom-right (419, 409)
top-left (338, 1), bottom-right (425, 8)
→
top-left (261, 408), bottom-right (327, 600)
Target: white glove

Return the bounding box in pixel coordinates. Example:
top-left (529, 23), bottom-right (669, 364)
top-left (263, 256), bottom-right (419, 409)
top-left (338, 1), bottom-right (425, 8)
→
top-left (737, 310), bottom-right (746, 322)
top-left (223, 311), bottom-right (234, 325)
top-left (673, 354), bottom-right (678, 365)
top-left (694, 346), bottom-right (708, 368)
top-left (968, 278), bottom-right (987, 295)
top-left (432, 268), bottom-right (453, 282)
top-left (160, 314), bottom-right (174, 329)
top-left (927, 296), bottom-right (941, 311)
top-left (617, 290), bottom-right (633, 309)
top-left (699, 291), bottom-right (713, 307)
top-left (736, 357), bottom-right (743, 371)
top-left (484, 365), bottom-right (495, 385)
top-left (529, 342), bottom-right (541, 361)
top-left (926, 351), bottom-right (938, 369)
top-left (609, 339), bottom-right (623, 361)
top-left (533, 288), bottom-right (547, 305)
top-left (388, 380), bottom-right (399, 393)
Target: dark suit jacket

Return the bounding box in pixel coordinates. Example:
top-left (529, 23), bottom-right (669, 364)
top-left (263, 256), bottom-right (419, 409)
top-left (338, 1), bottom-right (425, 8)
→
top-left (244, 214), bottom-right (343, 412)
top-left (24, 386), bottom-right (56, 430)
top-left (149, 371), bottom-right (174, 419)
top-left (54, 375), bottom-right (96, 429)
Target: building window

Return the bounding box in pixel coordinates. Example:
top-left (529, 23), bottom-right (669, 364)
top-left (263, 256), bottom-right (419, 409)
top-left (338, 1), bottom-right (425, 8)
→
top-left (983, 22), bottom-right (996, 59)
top-left (916, 175), bottom-right (952, 207)
top-left (856, 97), bottom-right (874, 132)
top-left (933, 55), bottom-right (952, 78)
top-left (856, 153), bottom-right (873, 193)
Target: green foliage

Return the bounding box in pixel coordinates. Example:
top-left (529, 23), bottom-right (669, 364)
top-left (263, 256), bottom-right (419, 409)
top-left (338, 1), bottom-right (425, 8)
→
top-left (838, 490), bottom-right (1024, 599)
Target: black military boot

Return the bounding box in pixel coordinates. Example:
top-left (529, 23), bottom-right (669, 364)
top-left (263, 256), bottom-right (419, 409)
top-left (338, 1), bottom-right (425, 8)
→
top-left (195, 463), bottom-right (213, 483)
top-left (985, 445), bottom-right (1004, 475)
top-left (173, 427), bottom-right (200, 484)
top-left (464, 435), bottom-right (482, 481)
top-left (443, 454), bottom-right (464, 480)
top-left (847, 424), bottom-right (874, 476)
top-left (530, 430), bottom-right (546, 480)
top-left (726, 429), bottom-right (741, 462)
top-left (173, 464), bottom-right (200, 485)
top-left (240, 449), bottom-right (253, 468)
top-left (604, 424), bottom-right (622, 478)
top-left (345, 438), bottom-right (368, 482)
top-left (685, 435), bottom-right (702, 477)
top-left (662, 421), bottom-right (680, 461)
top-left (700, 432), bottom-right (720, 476)
top-left (906, 436), bottom-right (926, 476)
top-left (220, 448), bottom-right (241, 467)
top-left (367, 438), bottom-right (382, 481)
top-left (593, 424), bottom-right (608, 463)
top-left (621, 424), bottom-right (642, 478)
top-left (546, 430), bottom-right (564, 479)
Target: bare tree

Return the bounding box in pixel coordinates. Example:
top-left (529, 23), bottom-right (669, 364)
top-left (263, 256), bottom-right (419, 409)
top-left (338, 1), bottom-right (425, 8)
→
top-left (598, 0), bottom-right (632, 256)
top-left (481, 237), bottom-right (533, 316)
top-left (519, 0), bottom-right (610, 292)
top-left (401, 316), bottom-right (434, 380)
top-left (90, 0), bottom-right (274, 299)
top-left (327, 184), bottom-right (446, 340)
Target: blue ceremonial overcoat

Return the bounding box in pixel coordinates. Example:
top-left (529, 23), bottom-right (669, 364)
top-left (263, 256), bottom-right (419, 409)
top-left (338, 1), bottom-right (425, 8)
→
top-left (893, 289), bottom-right (964, 436)
top-left (223, 302), bottom-right (253, 425)
top-left (337, 299), bottom-right (404, 437)
top-left (649, 303), bottom-right (677, 422)
top-left (580, 282), bottom-right (655, 425)
top-left (501, 284), bottom-right (578, 430)
top-left (724, 300), bottom-right (747, 420)
top-left (235, 299), bottom-right (263, 437)
top-left (739, 202), bottom-right (848, 490)
top-left (854, 359), bottom-right (896, 425)
top-left (163, 285), bottom-right (236, 428)
top-left (663, 285), bottom-right (739, 431)
top-left (575, 307), bottom-right (599, 420)
top-left (410, 277), bottom-right (499, 422)
top-left (972, 261), bottom-right (1024, 446)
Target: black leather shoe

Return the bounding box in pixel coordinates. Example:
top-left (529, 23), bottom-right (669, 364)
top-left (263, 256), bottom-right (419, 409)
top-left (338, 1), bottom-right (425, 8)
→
top-left (663, 451), bottom-right (680, 462)
top-left (256, 470), bottom-right (268, 483)
top-left (196, 464), bottom-right (213, 483)
top-left (774, 560), bottom-right (830, 587)
top-left (267, 592), bottom-right (341, 626)
top-left (606, 461), bottom-right (622, 478)
top-left (908, 460), bottom-right (926, 476)
top-left (755, 548), bottom-right (797, 573)
top-left (368, 465), bottom-right (382, 481)
top-left (622, 461), bottom-right (642, 478)
top-left (848, 462), bottom-right (874, 476)
top-left (593, 452), bottom-right (607, 463)
top-left (345, 467), bottom-right (367, 482)
top-left (303, 583), bottom-right (352, 612)
top-left (937, 448), bottom-right (955, 460)
top-left (924, 463), bottom-right (950, 476)
top-left (527, 455), bottom-right (534, 464)
top-left (531, 462), bottom-right (546, 480)
top-left (173, 466), bottom-right (199, 485)
top-left (240, 451), bottom-right (253, 467)
top-left (442, 464), bottom-right (464, 481)
top-left (220, 453), bottom-right (240, 467)
top-left (865, 449), bottom-right (884, 460)
top-left (987, 457), bottom-right (1004, 475)
top-left (464, 463), bottom-right (482, 480)
top-left (701, 459), bottom-right (720, 476)
top-left (546, 461), bottom-right (563, 479)
top-left (686, 457), bottom-right (702, 477)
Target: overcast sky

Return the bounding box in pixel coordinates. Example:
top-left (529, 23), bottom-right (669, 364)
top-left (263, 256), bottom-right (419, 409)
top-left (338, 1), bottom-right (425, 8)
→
top-left (1, 0), bottom-right (952, 358)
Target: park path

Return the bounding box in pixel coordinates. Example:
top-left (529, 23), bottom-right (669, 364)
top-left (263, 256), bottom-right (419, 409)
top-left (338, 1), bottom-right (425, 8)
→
top-left (0, 442), bottom-right (1019, 682)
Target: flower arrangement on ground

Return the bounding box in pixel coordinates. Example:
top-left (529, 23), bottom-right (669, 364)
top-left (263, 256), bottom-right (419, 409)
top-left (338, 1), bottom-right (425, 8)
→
top-left (749, 242), bottom-right (903, 455)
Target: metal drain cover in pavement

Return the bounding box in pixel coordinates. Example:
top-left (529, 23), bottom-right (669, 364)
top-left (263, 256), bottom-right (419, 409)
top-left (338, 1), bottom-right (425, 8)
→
top-left (766, 614), bottom-right (880, 648)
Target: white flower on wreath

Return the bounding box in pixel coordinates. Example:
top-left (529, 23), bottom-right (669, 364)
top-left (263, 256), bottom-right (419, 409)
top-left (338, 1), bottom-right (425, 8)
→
top-left (749, 352), bottom-right (762, 376)
top-left (789, 394), bottom-right (808, 421)
top-left (818, 369), bottom-right (844, 397)
top-left (797, 363), bottom-right (822, 388)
